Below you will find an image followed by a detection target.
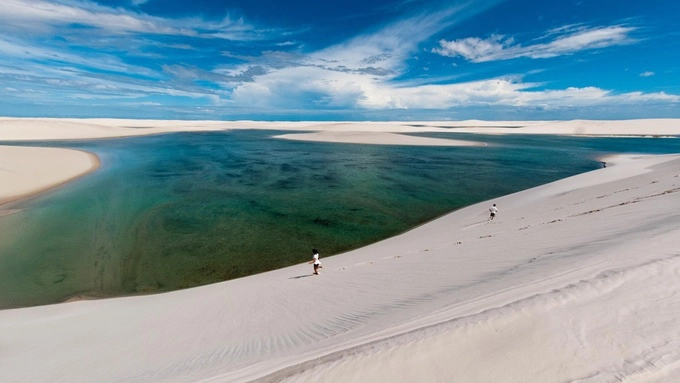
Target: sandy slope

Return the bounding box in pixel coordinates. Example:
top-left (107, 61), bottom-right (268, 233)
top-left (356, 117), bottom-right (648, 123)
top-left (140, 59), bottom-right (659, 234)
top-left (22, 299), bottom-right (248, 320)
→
top-left (0, 152), bottom-right (679, 382)
top-left (0, 145), bottom-right (99, 206)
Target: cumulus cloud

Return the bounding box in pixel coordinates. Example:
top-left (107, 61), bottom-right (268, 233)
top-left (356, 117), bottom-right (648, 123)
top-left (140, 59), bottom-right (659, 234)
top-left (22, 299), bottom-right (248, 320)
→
top-left (231, 66), bottom-right (368, 109)
top-left (352, 79), bottom-right (602, 110)
top-left (434, 25), bottom-right (637, 62)
top-left (384, 79), bottom-right (679, 110)
top-left (227, 10), bottom-right (675, 115)
top-left (232, 68), bottom-right (679, 112)
top-left (228, 8), bottom-right (469, 109)
top-left (640, 71), bottom-right (655, 77)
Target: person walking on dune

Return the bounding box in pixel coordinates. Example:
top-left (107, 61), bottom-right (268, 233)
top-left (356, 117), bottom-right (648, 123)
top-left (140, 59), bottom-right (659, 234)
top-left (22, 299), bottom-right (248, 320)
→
top-left (489, 203), bottom-right (498, 220)
top-left (309, 249), bottom-right (322, 275)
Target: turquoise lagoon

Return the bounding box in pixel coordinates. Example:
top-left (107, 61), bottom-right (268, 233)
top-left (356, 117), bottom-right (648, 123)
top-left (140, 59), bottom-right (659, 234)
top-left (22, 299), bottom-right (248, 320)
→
top-left (1, 130), bottom-right (678, 308)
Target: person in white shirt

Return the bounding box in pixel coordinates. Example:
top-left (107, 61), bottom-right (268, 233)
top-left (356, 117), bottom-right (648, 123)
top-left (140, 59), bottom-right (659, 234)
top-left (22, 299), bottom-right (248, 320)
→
top-left (309, 249), bottom-right (322, 275)
top-left (489, 203), bottom-right (498, 220)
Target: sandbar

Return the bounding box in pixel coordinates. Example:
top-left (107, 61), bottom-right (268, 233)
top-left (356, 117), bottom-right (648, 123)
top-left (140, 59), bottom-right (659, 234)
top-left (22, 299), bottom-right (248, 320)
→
top-left (0, 145), bottom-right (99, 208)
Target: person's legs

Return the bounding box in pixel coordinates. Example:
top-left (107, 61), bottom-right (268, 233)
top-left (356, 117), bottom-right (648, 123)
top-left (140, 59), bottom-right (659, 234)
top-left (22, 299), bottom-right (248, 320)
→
top-left (314, 264), bottom-right (319, 274)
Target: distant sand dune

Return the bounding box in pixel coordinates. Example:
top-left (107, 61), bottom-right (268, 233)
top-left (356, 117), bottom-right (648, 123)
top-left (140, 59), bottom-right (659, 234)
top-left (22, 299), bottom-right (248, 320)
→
top-left (1, 118), bottom-right (678, 207)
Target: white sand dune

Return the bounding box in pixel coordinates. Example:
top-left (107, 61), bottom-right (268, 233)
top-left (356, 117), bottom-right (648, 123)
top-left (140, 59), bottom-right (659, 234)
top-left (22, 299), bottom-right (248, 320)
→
top-left (1, 118), bottom-right (680, 382)
top-left (274, 130), bottom-right (485, 146)
top-left (0, 117), bottom-right (228, 140)
top-left (0, 145), bottom-right (99, 206)
top-left (1, 151), bottom-right (679, 382)
top-left (2, 117), bottom-right (678, 142)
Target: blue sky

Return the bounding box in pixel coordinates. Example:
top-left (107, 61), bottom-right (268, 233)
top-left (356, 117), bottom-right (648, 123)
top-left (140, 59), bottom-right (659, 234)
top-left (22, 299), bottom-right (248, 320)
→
top-left (1, 0), bottom-right (679, 120)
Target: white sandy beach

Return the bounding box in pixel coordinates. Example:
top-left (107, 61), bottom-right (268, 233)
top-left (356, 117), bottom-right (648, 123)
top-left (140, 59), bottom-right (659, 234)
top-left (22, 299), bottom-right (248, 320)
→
top-left (1, 118), bottom-right (680, 382)
top-left (0, 145), bottom-right (99, 207)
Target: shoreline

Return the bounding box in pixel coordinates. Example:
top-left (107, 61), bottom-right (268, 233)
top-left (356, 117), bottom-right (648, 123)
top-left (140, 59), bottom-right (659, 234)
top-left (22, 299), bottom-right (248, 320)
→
top-left (0, 146), bottom-right (100, 209)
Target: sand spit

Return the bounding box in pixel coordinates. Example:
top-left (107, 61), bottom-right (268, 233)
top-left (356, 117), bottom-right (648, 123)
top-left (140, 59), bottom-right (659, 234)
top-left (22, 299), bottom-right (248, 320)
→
top-left (273, 130), bottom-right (485, 146)
top-left (0, 145), bottom-right (99, 207)
top-left (0, 151), bottom-right (679, 382)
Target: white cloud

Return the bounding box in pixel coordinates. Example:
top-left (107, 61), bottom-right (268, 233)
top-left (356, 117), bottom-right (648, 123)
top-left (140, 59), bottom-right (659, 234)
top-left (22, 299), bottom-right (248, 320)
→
top-left (354, 79), bottom-right (607, 110)
top-left (535, 26), bottom-right (635, 56)
top-left (1, 0), bottom-right (186, 35)
top-left (310, 10), bottom-right (460, 73)
top-left (228, 8), bottom-right (469, 109)
top-left (0, 35), bottom-right (155, 75)
top-left (616, 91), bottom-right (678, 102)
top-left (640, 71), bottom-right (655, 77)
top-left (2, 0), bottom-right (674, 119)
top-left (0, 48), bottom-right (223, 105)
top-left (432, 34), bottom-right (512, 60)
top-left (434, 25), bottom-right (637, 62)
top-left (232, 69), bottom-right (679, 112)
top-left (381, 79), bottom-right (678, 110)
top-left (231, 66), bottom-right (368, 109)
top-left (0, 0), bottom-right (257, 39)
top-left (225, 8), bottom-right (675, 115)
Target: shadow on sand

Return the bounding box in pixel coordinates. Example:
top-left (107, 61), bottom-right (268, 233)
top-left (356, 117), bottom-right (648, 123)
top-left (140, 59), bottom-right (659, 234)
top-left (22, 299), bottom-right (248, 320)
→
top-left (289, 274), bottom-right (316, 280)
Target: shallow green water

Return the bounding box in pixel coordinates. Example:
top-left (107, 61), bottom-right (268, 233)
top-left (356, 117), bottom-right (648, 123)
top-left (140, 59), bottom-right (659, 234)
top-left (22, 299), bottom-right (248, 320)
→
top-left (1, 131), bottom-right (678, 308)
